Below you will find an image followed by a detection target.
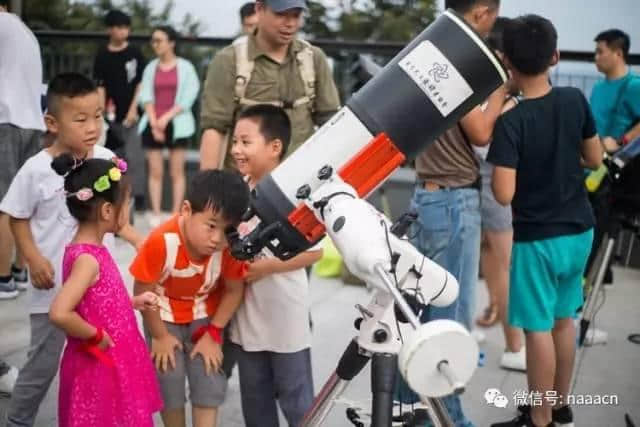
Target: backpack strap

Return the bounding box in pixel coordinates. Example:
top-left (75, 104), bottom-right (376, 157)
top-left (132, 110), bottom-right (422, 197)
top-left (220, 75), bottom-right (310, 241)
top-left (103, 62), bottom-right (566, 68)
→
top-left (232, 36), bottom-right (316, 111)
top-left (295, 39), bottom-right (316, 110)
top-left (233, 36), bottom-right (255, 105)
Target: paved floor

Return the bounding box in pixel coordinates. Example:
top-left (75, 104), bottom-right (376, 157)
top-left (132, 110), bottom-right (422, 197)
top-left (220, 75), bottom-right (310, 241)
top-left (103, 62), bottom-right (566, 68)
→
top-left (1, 214), bottom-right (639, 426)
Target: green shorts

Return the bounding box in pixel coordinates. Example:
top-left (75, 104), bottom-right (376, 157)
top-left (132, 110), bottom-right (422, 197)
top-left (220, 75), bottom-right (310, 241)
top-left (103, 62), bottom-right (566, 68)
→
top-left (509, 229), bottom-right (593, 332)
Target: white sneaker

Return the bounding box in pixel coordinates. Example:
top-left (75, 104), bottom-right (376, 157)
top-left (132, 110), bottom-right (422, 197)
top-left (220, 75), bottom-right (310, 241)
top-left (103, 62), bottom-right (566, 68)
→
top-left (584, 328), bottom-right (608, 346)
top-left (471, 329), bottom-right (486, 344)
top-left (0, 366), bottom-right (19, 394)
top-left (500, 346), bottom-right (527, 372)
top-left (0, 278), bottom-right (19, 300)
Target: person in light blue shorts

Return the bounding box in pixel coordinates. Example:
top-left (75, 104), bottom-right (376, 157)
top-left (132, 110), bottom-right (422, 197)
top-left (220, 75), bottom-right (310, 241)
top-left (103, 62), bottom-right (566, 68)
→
top-left (488, 15), bottom-right (603, 427)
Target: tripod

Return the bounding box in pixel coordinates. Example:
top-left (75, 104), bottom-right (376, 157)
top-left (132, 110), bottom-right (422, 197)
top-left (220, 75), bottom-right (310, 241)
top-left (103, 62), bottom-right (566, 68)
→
top-left (301, 265), bottom-right (473, 427)
top-left (572, 207), bottom-right (640, 393)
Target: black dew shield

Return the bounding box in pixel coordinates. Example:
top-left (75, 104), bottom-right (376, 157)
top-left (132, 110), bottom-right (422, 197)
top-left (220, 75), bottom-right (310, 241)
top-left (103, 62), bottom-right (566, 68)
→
top-left (347, 9), bottom-right (508, 159)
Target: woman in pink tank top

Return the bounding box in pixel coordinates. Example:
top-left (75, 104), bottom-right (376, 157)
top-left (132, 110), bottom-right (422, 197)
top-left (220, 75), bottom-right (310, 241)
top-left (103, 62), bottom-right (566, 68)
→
top-left (141, 26), bottom-right (199, 227)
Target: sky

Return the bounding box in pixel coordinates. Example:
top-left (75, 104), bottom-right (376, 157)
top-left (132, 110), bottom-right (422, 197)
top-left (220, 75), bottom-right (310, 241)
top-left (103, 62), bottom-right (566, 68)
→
top-left (152, 0), bottom-right (640, 54)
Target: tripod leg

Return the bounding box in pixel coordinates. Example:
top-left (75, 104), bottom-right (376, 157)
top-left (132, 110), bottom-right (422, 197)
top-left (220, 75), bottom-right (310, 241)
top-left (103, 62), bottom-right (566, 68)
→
top-left (580, 235), bottom-right (615, 346)
top-left (371, 353), bottom-right (397, 427)
top-left (421, 397), bottom-right (455, 427)
top-left (301, 340), bottom-right (370, 427)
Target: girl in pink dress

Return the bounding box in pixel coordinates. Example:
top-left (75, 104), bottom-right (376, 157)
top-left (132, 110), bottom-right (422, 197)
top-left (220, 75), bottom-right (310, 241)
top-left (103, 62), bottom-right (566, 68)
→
top-left (49, 154), bottom-right (163, 426)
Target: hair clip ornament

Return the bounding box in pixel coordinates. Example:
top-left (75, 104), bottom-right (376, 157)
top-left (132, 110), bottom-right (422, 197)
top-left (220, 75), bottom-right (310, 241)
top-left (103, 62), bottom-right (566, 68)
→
top-left (68, 188), bottom-right (94, 201)
top-left (94, 175), bottom-right (111, 193)
top-left (113, 157), bottom-right (128, 173)
top-left (108, 167), bottom-right (122, 182)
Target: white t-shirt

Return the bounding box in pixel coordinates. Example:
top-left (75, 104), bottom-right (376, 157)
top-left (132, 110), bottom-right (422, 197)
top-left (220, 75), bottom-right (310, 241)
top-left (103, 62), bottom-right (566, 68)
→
top-left (0, 145), bottom-right (116, 314)
top-left (0, 12), bottom-right (45, 131)
top-left (229, 216), bottom-right (313, 353)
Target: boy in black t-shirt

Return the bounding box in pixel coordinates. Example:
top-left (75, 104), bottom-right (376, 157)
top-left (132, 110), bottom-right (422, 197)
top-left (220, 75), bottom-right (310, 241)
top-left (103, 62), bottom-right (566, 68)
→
top-left (488, 15), bottom-right (603, 427)
top-left (93, 9), bottom-right (146, 202)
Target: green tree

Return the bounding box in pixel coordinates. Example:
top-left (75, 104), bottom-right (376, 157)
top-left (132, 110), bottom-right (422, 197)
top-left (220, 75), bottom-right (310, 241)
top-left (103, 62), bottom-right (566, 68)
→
top-left (22, 0), bottom-right (196, 34)
top-left (304, 0), bottom-right (437, 42)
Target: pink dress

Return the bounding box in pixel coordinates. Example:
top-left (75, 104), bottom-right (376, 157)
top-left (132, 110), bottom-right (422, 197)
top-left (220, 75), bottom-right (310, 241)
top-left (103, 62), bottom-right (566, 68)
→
top-left (59, 243), bottom-right (163, 427)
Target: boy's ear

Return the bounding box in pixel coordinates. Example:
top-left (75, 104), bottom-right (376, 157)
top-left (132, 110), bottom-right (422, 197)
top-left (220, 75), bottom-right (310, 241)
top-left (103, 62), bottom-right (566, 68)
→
top-left (550, 50), bottom-right (560, 67)
top-left (44, 113), bottom-right (59, 135)
top-left (180, 200), bottom-right (193, 218)
top-left (270, 138), bottom-right (284, 159)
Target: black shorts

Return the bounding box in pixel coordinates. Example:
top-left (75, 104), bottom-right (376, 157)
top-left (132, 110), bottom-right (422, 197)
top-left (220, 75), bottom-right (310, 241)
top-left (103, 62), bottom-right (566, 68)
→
top-left (141, 121), bottom-right (189, 150)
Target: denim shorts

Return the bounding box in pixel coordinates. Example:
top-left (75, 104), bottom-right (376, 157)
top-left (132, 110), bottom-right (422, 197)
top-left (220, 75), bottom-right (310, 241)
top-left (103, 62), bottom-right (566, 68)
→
top-left (509, 229), bottom-right (594, 332)
top-left (479, 159), bottom-right (512, 232)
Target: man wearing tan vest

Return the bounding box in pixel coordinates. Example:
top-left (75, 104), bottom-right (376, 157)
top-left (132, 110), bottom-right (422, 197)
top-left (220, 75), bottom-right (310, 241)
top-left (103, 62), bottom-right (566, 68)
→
top-left (199, 0), bottom-right (340, 170)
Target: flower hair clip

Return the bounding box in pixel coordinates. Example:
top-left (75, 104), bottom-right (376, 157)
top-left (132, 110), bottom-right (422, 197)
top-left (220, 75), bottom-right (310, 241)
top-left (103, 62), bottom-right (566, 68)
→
top-left (67, 188), bottom-right (94, 201)
top-left (94, 175), bottom-right (111, 193)
top-left (112, 157), bottom-right (128, 173)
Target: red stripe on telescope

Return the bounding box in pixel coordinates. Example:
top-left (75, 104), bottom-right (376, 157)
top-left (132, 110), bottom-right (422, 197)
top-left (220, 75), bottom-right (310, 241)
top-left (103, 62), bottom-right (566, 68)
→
top-left (287, 133), bottom-right (406, 242)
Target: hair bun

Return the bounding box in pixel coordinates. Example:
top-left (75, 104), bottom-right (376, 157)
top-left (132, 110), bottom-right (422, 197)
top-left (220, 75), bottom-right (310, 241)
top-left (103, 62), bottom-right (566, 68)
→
top-left (51, 153), bottom-right (77, 176)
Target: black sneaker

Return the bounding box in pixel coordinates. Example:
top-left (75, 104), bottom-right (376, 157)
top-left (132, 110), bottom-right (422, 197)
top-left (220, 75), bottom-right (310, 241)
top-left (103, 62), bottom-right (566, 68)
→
top-left (491, 412), bottom-right (553, 427)
top-left (551, 406), bottom-right (574, 427)
top-left (517, 404), bottom-right (574, 427)
top-left (11, 265), bottom-right (28, 291)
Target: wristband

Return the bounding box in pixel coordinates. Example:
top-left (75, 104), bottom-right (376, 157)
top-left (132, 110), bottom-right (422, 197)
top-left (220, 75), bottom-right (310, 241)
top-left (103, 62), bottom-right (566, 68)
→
top-left (621, 134), bottom-right (631, 146)
top-left (82, 327), bottom-right (114, 367)
top-left (87, 328), bottom-right (104, 346)
top-left (191, 324), bottom-right (223, 345)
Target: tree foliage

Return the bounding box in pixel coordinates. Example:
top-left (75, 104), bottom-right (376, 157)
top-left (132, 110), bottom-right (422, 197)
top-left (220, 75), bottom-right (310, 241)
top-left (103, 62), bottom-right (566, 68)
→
top-left (304, 0), bottom-right (437, 42)
top-left (22, 0), bottom-right (200, 35)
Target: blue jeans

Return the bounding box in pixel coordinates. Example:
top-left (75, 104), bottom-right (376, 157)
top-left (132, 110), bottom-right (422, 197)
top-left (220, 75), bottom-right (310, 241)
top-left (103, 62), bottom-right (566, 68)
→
top-left (233, 344), bottom-right (314, 427)
top-left (395, 187), bottom-right (481, 427)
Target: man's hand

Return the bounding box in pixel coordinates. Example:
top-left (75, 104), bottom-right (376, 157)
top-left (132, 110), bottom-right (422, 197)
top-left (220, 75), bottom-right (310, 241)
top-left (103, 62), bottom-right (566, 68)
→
top-left (190, 333), bottom-right (223, 376)
top-left (123, 109), bottom-right (139, 128)
top-left (246, 258), bottom-right (280, 284)
top-left (603, 136), bottom-right (620, 153)
top-left (151, 333), bottom-right (183, 373)
top-left (28, 254), bottom-right (55, 289)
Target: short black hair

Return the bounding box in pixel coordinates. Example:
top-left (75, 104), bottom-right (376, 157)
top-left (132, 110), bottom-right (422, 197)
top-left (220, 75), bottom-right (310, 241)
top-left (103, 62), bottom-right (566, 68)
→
top-left (46, 72), bottom-right (98, 116)
top-left (186, 170), bottom-right (250, 225)
top-left (153, 25), bottom-right (179, 43)
top-left (445, 0), bottom-right (499, 14)
top-left (51, 154), bottom-right (131, 223)
top-left (236, 104), bottom-right (291, 160)
top-left (595, 29), bottom-right (630, 62)
top-left (240, 2), bottom-right (256, 21)
top-left (503, 14), bottom-right (557, 76)
top-left (487, 16), bottom-right (510, 53)
top-left (104, 10), bottom-right (131, 27)
top-left (0, 0), bottom-right (10, 9)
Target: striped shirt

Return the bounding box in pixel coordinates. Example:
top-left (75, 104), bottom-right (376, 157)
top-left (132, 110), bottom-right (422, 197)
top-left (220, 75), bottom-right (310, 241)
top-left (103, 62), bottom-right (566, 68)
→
top-left (130, 216), bottom-right (246, 324)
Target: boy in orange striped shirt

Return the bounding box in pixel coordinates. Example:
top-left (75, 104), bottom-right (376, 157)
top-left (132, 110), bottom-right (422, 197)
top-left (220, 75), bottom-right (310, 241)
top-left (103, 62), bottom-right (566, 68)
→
top-left (130, 170), bottom-right (249, 427)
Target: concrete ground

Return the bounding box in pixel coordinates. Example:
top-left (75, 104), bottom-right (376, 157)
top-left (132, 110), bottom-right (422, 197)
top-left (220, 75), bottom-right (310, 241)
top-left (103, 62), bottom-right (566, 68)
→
top-left (1, 213), bottom-right (639, 427)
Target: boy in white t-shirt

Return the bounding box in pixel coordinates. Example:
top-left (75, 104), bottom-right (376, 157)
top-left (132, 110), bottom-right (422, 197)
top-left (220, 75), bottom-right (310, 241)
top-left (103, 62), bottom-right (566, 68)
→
top-left (229, 104), bottom-right (322, 427)
top-left (0, 72), bottom-right (142, 427)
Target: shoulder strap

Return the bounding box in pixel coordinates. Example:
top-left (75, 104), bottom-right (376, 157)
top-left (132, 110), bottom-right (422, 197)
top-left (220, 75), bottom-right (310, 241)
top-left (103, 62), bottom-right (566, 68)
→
top-left (295, 39), bottom-right (317, 108)
top-left (233, 36), bottom-right (255, 103)
top-left (232, 37), bottom-right (316, 110)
